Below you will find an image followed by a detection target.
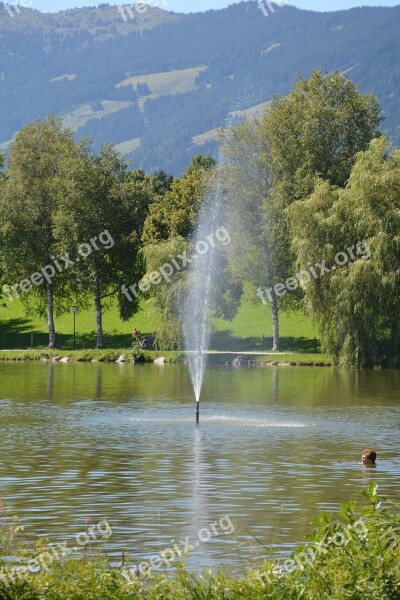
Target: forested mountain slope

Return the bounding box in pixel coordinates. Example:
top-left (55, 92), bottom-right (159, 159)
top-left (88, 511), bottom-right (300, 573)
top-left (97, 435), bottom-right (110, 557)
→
top-left (0, 1), bottom-right (399, 174)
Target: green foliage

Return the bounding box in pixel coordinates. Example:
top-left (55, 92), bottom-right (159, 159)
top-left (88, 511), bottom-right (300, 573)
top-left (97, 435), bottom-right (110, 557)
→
top-left (53, 142), bottom-right (150, 347)
top-left (0, 118), bottom-right (152, 348)
top-left (289, 137), bottom-right (400, 367)
top-left (0, 116), bottom-right (78, 346)
top-left (220, 120), bottom-right (297, 350)
top-left (0, 153), bottom-right (5, 180)
top-left (263, 70), bottom-right (382, 200)
top-left (0, 488), bottom-right (399, 599)
top-left (140, 237), bottom-right (189, 349)
top-left (0, 116), bottom-right (76, 310)
top-left (142, 155), bottom-right (216, 244)
top-left (130, 337), bottom-right (143, 360)
top-left (140, 156), bottom-right (216, 348)
top-left (0, 70), bottom-right (396, 365)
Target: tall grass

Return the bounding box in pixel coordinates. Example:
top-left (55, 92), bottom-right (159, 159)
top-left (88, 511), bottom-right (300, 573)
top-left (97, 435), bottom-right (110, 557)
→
top-left (1, 484), bottom-right (399, 599)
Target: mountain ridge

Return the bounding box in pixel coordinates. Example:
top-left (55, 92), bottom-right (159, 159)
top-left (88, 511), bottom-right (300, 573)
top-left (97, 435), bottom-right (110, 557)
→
top-left (1, 1), bottom-right (399, 174)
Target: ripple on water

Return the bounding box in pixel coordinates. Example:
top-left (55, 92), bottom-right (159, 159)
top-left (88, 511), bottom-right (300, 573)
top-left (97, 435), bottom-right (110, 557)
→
top-left (1, 364), bottom-right (400, 571)
top-left (127, 415), bottom-right (314, 428)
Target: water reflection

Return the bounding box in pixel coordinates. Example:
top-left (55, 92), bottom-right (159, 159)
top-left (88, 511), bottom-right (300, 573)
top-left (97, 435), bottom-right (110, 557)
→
top-left (0, 363), bottom-right (399, 571)
top-left (94, 365), bottom-right (102, 400)
top-left (47, 364), bottom-right (55, 400)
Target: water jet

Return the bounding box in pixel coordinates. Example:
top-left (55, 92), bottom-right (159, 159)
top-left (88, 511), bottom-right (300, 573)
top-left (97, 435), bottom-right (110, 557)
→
top-left (181, 173), bottom-right (223, 423)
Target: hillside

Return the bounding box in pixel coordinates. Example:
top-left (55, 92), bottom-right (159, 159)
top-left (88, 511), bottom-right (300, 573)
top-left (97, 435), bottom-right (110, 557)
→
top-left (0, 1), bottom-right (399, 175)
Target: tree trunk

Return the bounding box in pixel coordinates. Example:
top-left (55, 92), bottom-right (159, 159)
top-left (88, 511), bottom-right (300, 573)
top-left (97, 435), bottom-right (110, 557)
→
top-left (47, 283), bottom-right (56, 348)
top-left (262, 235), bottom-right (280, 351)
top-left (94, 284), bottom-right (105, 348)
top-left (271, 293), bottom-right (280, 351)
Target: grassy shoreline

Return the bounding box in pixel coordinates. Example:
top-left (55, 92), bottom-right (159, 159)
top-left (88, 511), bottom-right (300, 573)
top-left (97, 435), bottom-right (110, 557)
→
top-left (0, 348), bottom-right (332, 365)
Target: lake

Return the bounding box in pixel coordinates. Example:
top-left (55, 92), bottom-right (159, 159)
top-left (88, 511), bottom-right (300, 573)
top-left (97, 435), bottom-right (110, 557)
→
top-left (0, 362), bottom-right (399, 572)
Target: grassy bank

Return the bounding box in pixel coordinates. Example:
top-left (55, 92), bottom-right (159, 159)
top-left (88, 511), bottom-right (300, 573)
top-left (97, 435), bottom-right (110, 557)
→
top-left (0, 349), bottom-right (331, 365)
top-left (0, 349), bottom-right (182, 363)
top-left (0, 291), bottom-right (331, 363)
top-left (0, 485), bottom-right (398, 599)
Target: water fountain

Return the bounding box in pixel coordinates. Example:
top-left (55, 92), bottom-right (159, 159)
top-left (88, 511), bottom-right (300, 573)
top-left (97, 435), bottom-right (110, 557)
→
top-left (181, 173), bottom-right (224, 424)
top-left (181, 112), bottom-right (263, 423)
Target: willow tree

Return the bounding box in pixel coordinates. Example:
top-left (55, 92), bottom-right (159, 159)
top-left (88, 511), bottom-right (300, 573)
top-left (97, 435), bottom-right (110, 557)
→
top-left (289, 137), bottom-right (400, 367)
top-left (141, 156), bottom-right (217, 349)
top-left (0, 116), bottom-right (76, 347)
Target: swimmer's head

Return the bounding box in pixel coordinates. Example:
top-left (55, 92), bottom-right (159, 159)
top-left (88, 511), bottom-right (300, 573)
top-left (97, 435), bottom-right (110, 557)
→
top-left (361, 449), bottom-right (376, 466)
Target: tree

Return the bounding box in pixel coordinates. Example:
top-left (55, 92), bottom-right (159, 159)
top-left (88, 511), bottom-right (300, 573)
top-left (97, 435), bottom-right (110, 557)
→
top-left (219, 121), bottom-right (296, 350)
top-left (0, 116), bottom-right (77, 347)
top-left (0, 153), bottom-right (5, 180)
top-left (140, 237), bottom-right (189, 349)
top-left (54, 144), bottom-right (150, 348)
top-left (262, 70), bottom-right (382, 201)
top-left (142, 155), bottom-right (216, 244)
top-left (225, 69), bottom-right (382, 349)
top-left (0, 153), bottom-right (6, 302)
top-left (140, 156), bottom-right (217, 348)
top-left (288, 137), bottom-right (400, 367)
top-left (140, 155), bottom-right (239, 349)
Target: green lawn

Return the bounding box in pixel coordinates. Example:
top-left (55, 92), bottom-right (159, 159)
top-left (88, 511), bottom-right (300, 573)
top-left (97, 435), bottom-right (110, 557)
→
top-left (0, 293), bottom-right (319, 353)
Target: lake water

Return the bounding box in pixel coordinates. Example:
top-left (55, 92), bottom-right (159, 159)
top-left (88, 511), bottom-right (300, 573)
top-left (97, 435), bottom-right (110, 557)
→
top-left (0, 362), bottom-right (399, 572)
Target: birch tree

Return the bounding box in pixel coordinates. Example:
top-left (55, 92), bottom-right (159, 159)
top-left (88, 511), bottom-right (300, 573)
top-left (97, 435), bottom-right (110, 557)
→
top-left (219, 121), bottom-right (295, 351)
top-left (0, 116), bottom-right (76, 347)
top-left (54, 143), bottom-right (149, 348)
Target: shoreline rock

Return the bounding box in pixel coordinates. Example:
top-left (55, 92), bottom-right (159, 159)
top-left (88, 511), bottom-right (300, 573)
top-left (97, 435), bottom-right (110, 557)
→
top-left (154, 356), bottom-right (166, 365)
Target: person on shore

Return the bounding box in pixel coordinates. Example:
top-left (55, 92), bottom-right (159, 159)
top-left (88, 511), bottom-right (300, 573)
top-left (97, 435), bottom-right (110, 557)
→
top-left (132, 328), bottom-right (141, 339)
top-left (361, 448), bottom-right (377, 466)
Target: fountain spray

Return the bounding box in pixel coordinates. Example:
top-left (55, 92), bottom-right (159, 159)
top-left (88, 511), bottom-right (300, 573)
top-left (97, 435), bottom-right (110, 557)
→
top-left (181, 172), bottom-right (223, 424)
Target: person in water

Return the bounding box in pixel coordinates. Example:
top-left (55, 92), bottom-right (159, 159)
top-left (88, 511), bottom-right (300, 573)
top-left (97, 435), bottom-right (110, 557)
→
top-left (361, 448), bottom-right (377, 466)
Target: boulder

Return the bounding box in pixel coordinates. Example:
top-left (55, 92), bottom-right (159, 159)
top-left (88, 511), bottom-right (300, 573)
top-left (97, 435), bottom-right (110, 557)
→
top-left (116, 355), bottom-right (126, 363)
top-left (232, 355), bottom-right (247, 367)
top-left (59, 357), bottom-right (71, 363)
top-left (154, 356), bottom-right (166, 365)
